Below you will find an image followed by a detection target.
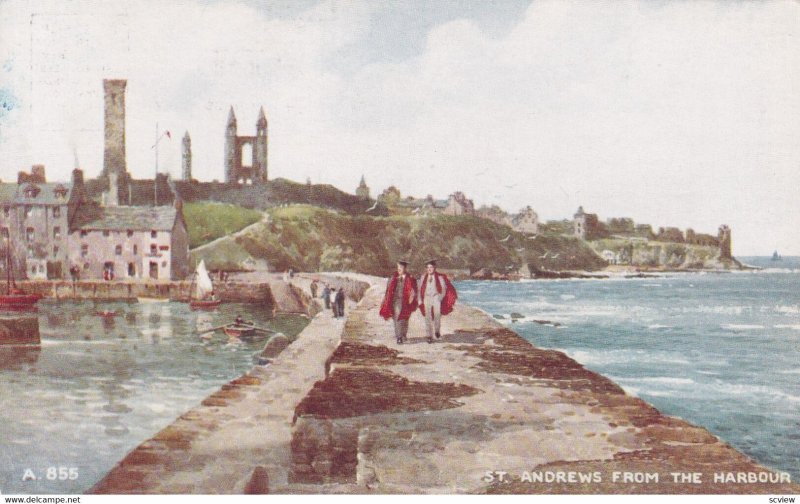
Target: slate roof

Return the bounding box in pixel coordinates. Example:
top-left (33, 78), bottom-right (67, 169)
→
top-left (14, 182), bottom-right (73, 205)
top-left (0, 183), bottom-right (18, 204)
top-left (73, 205), bottom-right (178, 231)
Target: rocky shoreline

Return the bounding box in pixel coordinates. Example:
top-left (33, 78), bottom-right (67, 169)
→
top-left (91, 274), bottom-right (797, 494)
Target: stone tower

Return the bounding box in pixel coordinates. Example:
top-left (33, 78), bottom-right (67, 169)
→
top-left (224, 107), bottom-right (238, 183)
top-left (255, 106), bottom-right (268, 182)
top-left (102, 79), bottom-right (127, 178)
top-left (182, 131), bottom-right (192, 180)
top-left (718, 225), bottom-right (732, 259)
top-left (224, 106), bottom-right (268, 184)
top-left (356, 175), bottom-right (370, 200)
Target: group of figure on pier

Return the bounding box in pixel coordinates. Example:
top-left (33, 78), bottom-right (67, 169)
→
top-left (379, 259), bottom-right (458, 344)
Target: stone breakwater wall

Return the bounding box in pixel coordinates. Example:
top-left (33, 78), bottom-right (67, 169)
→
top-left (92, 277), bottom-right (798, 494)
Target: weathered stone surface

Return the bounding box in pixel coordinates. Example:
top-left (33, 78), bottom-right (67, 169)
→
top-left (244, 466), bottom-right (270, 494)
top-left (261, 333), bottom-right (290, 358)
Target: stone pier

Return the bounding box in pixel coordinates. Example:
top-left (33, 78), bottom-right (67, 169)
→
top-left (92, 278), bottom-right (799, 494)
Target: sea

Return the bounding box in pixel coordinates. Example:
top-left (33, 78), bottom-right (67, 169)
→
top-left (0, 301), bottom-right (308, 494)
top-left (456, 256), bottom-right (800, 482)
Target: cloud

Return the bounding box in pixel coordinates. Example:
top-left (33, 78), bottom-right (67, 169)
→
top-left (0, 0), bottom-right (798, 254)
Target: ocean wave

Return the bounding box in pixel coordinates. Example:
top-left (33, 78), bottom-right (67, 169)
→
top-left (616, 376), bottom-right (696, 386)
top-left (773, 324), bottom-right (800, 331)
top-left (566, 349), bottom-right (692, 367)
top-left (647, 324), bottom-right (673, 329)
top-left (721, 324), bottom-right (765, 331)
top-left (560, 294), bottom-right (576, 300)
top-left (772, 305), bottom-right (800, 315)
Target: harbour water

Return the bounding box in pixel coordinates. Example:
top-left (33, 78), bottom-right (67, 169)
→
top-left (0, 301), bottom-right (308, 494)
top-left (457, 256), bottom-right (800, 482)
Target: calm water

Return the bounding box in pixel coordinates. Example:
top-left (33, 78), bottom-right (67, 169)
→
top-left (457, 257), bottom-right (800, 481)
top-left (0, 301), bottom-right (308, 494)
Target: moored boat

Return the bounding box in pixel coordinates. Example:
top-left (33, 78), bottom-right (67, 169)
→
top-left (189, 260), bottom-right (220, 309)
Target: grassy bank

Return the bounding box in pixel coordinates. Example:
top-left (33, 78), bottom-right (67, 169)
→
top-left (191, 205), bottom-right (606, 275)
top-left (183, 201), bottom-right (263, 248)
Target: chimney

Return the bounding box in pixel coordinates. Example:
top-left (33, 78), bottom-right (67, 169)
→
top-left (71, 169), bottom-right (84, 187)
top-left (31, 164), bottom-right (46, 182)
top-left (107, 172), bottom-right (119, 207)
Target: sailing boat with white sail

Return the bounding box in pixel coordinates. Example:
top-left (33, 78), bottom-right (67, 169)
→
top-left (189, 260), bottom-right (221, 309)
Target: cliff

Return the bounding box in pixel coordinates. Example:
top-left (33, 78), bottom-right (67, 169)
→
top-left (190, 205), bottom-right (607, 276)
top-left (589, 238), bottom-right (742, 270)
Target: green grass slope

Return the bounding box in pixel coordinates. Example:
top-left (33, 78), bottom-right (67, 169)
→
top-left (191, 205), bottom-right (606, 275)
top-left (183, 202), bottom-right (263, 248)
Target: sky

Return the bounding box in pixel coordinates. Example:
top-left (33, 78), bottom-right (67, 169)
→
top-left (0, 0), bottom-right (798, 256)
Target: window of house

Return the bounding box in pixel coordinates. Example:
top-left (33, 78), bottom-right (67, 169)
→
top-left (80, 230), bottom-right (88, 238)
top-left (25, 206), bottom-right (32, 218)
top-left (3, 207), bottom-right (9, 218)
top-left (81, 244), bottom-right (88, 257)
top-left (53, 226), bottom-right (61, 239)
top-left (53, 245), bottom-right (59, 257)
top-left (26, 227), bottom-right (34, 242)
top-left (103, 230), bottom-right (110, 237)
top-left (127, 230), bottom-right (134, 238)
top-left (53, 206), bottom-right (61, 218)
top-left (1, 228), bottom-right (7, 238)
top-left (128, 263), bottom-right (135, 277)
top-left (83, 263), bottom-right (89, 270)
top-left (151, 231), bottom-right (157, 238)
top-left (115, 245), bottom-right (122, 255)
top-left (133, 244), bottom-right (138, 255)
top-left (150, 244), bottom-right (157, 256)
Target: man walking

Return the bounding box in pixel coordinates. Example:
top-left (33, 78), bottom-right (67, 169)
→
top-left (418, 260), bottom-right (457, 343)
top-left (321, 283), bottom-right (331, 309)
top-left (330, 287), bottom-right (339, 317)
top-left (335, 287), bottom-right (346, 319)
top-left (379, 260), bottom-right (418, 344)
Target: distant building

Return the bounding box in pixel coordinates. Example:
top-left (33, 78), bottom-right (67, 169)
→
top-left (476, 205), bottom-right (509, 226)
top-left (573, 206), bottom-right (604, 240)
top-left (510, 206), bottom-right (539, 235)
top-left (69, 203), bottom-right (189, 280)
top-left (225, 106), bottom-right (268, 184)
top-left (443, 191), bottom-right (475, 216)
top-left (718, 225), bottom-right (732, 259)
top-left (356, 175), bottom-right (370, 201)
top-left (182, 131), bottom-right (192, 181)
top-left (0, 166), bottom-right (86, 280)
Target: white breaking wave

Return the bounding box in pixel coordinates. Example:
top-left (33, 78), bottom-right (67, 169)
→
top-left (773, 324), bottom-right (800, 331)
top-left (721, 324), bottom-right (765, 330)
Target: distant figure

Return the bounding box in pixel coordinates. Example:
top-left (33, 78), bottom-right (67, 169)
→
top-left (289, 268), bottom-right (295, 279)
top-left (69, 265), bottom-right (80, 282)
top-left (335, 288), bottom-right (346, 318)
top-left (330, 288), bottom-right (339, 317)
top-left (419, 260), bottom-right (457, 343)
top-left (310, 280), bottom-right (319, 298)
top-left (379, 260), bottom-right (418, 344)
top-left (235, 314), bottom-right (245, 325)
top-left (283, 270), bottom-right (290, 283)
top-left (321, 284), bottom-right (331, 309)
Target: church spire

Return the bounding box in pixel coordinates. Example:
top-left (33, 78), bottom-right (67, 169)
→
top-left (256, 106), bottom-right (267, 129)
top-left (227, 106), bottom-right (237, 127)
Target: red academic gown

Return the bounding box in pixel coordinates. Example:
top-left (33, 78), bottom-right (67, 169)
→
top-left (418, 272), bottom-right (457, 316)
top-left (379, 273), bottom-right (419, 320)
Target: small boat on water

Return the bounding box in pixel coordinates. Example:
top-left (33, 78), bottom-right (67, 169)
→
top-left (223, 324), bottom-right (257, 338)
top-left (189, 260), bottom-right (221, 309)
top-left (772, 250), bottom-right (782, 261)
top-left (137, 297), bottom-right (169, 303)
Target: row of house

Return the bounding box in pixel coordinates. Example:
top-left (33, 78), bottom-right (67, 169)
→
top-left (0, 166), bottom-right (189, 281)
top-left (371, 180), bottom-right (540, 235)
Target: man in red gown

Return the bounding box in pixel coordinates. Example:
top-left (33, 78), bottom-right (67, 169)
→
top-left (418, 260), bottom-right (457, 343)
top-left (379, 260), bottom-right (418, 344)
